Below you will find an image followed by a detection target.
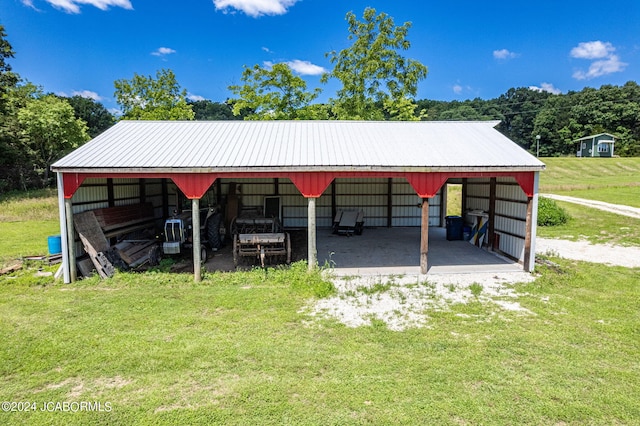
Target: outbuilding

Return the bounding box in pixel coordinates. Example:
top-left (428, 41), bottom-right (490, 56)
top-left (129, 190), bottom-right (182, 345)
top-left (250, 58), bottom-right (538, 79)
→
top-left (51, 120), bottom-right (545, 283)
top-left (575, 133), bottom-right (616, 157)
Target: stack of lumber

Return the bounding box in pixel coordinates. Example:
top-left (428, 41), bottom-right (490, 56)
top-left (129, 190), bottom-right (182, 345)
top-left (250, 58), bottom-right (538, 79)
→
top-left (73, 205), bottom-right (159, 278)
top-left (114, 240), bottom-right (159, 268)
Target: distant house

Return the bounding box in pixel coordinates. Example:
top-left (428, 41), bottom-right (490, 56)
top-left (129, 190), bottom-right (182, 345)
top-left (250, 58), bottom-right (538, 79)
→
top-left (575, 133), bottom-right (616, 158)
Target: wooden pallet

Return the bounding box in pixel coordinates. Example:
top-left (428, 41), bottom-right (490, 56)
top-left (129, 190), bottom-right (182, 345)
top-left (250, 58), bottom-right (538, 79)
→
top-left (74, 211), bottom-right (115, 278)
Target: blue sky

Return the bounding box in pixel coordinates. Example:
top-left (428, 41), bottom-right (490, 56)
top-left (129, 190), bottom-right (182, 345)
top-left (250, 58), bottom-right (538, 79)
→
top-left (3, 0), bottom-right (639, 113)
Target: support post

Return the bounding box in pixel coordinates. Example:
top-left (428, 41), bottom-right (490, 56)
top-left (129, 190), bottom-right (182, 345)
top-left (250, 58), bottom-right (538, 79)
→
top-left (65, 198), bottom-right (77, 282)
top-left (420, 198), bottom-right (429, 274)
top-left (387, 178), bottom-right (393, 228)
top-left (461, 178), bottom-right (468, 217)
top-left (161, 178), bottom-right (169, 219)
top-left (440, 183), bottom-right (448, 227)
top-left (330, 180), bottom-right (337, 224)
top-left (57, 173), bottom-right (71, 283)
top-left (488, 178), bottom-right (497, 250)
top-left (192, 198), bottom-right (201, 282)
top-left (523, 172), bottom-right (540, 272)
top-left (307, 197), bottom-right (317, 270)
top-left (107, 178), bottom-right (115, 207)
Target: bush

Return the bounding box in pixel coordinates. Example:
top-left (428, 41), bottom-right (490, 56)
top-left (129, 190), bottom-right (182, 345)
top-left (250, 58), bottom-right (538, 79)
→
top-left (538, 197), bottom-right (570, 226)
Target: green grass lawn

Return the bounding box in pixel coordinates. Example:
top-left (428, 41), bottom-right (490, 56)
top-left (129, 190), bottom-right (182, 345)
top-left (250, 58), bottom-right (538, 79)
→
top-left (537, 201), bottom-right (640, 246)
top-left (540, 157), bottom-right (640, 207)
top-left (0, 189), bottom-right (60, 266)
top-left (1, 260), bottom-right (639, 425)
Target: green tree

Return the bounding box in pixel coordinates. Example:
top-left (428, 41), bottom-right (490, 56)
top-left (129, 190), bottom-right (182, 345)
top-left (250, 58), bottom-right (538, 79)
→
top-left (532, 82), bottom-right (640, 156)
top-left (0, 82), bottom-right (41, 191)
top-left (322, 8), bottom-right (428, 120)
top-left (495, 87), bottom-right (551, 151)
top-left (114, 69), bottom-right (195, 120)
top-left (228, 63), bottom-right (321, 120)
top-left (64, 95), bottom-right (115, 137)
top-left (17, 94), bottom-right (90, 186)
top-left (190, 99), bottom-right (242, 120)
top-left (0, 25), bottom-right (21, 191)
top-left (0, 24), bottom-right (19, 113)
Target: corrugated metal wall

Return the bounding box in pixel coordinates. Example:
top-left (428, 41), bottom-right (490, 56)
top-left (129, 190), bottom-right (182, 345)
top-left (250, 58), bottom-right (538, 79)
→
top-left (463, 177), bottom-right (528, 262)
top-left (212, 177), bottom-right (441, 228)
top-left (335, 178), bottom-right (387, 227)
top-left (495, 177), bottom-right (528, 262)
top-left (392, 179), bottom-right (441, 226)
top-left (70, 176), bottom-right (443, 232)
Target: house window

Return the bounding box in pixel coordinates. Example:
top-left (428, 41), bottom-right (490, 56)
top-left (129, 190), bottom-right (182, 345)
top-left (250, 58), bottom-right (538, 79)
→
top-left (598, 144), bottom-right (608, 153)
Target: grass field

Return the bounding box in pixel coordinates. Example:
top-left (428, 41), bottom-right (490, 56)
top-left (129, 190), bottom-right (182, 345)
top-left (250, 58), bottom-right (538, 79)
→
top-left (539, 157), bottom-right (640, 207)
top-left (0, 189), bottom-right (60, 266)
top-left (1, 260), bottom-right (639, 425)
top-left (1, 160), bottom-right (639, 424)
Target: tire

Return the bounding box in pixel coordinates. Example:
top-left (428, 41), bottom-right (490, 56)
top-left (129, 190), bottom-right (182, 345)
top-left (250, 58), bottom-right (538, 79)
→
top-left (206, 213), bottom-right (223, 250)
top-left (200, 246), bottom-right (208, 263)
top-left (148, 245), bottom-right (161, 266)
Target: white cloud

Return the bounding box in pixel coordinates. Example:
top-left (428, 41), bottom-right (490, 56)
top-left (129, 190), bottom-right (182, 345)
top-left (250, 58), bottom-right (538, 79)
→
top-left (30, 0), bottom-right (133, 14)
top-left (570, 41), bottom-right (627, 80)
top-left (22, 0), bottom-right (37, 9)
top-left (151, 47), bottom-right (177, 57)
top-left (493, 49), bottom-right (518, 60)
top-left (187, 93), bottom-right (206, 102)
top-left (286, 60), bottom-right (326, 75)
top-left (573, 55), bottom-right (627, 80)
top-left (213, 0), bottom-right (298, 17)
top-left (261, 60), bottom-right (326, 75)
top-left (570, 41), bottom-right (615, 59)
top-left (529, 83), bottom-right (561, 95)
top-left (262, 46), bottom-right (273, 53)
top-left (452, 84), bottom-right (463, 94)
top-left (72, 90), bottom-right (103, 100)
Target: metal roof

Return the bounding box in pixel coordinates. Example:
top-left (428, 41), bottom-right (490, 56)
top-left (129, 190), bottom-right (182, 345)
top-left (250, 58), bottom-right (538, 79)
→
top-left (573, 132), bottom-right (616, 142)
top-left (52, 120), bottom-right (545, 173)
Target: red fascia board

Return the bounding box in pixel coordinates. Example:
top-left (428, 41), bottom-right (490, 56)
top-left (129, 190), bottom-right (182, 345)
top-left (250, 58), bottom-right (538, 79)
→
top-left (61, 171), bottom-right (536, 199)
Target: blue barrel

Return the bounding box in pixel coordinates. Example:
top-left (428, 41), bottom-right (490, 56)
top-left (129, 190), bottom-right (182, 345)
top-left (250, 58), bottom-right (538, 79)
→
top-left (463, 226), bottom-right (472, 241)
top-left (48, 235), bottom-right (62, 255)
top-left (445, 216), bottom-right (464, 241)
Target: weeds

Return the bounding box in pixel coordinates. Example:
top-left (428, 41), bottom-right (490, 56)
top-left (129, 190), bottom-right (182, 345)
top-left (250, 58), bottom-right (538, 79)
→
top-left (469, 282), bottom-right (483, 297)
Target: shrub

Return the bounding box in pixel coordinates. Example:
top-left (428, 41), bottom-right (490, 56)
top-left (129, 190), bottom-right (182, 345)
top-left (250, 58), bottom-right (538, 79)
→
top-left (538, 196), bottom-right (570, 226)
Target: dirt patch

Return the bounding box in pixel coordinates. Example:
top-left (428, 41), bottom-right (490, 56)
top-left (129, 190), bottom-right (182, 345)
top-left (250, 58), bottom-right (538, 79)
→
top-left (304, 272), bottom-right (536, 331)
top-left (536, 238), bottom-right (640, 268)
top-left (34, 376), bottom-right (132, 398)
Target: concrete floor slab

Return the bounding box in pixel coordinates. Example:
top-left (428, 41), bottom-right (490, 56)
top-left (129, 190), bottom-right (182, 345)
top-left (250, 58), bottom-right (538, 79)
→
top-left (317, 227), bottom-right (523, 276)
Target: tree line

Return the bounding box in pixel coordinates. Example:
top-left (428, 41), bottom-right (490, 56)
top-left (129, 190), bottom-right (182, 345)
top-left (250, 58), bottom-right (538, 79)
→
top-left (1, 8), bottom-right (639, 192)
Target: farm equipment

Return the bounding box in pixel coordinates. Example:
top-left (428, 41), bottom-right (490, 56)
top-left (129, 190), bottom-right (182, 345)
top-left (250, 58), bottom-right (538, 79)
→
top-left (231, 216), bottom-right (291, 268)
top-left (163, 206), bottom-right (226, 261)
top-left (332, 210), bottom-right (365, 236)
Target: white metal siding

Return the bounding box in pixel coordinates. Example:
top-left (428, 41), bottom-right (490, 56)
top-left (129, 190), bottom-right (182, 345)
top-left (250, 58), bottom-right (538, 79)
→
top-left (494, 178), bottom-right (528, 261)
top-left (464, 177), bottom-right (529, 262)
top-left (465, 178), bottom-right (490, 212)
top-left (392, 179), bottom-right (422, 226)
top-left (335, 178), bottom-right (387, 227)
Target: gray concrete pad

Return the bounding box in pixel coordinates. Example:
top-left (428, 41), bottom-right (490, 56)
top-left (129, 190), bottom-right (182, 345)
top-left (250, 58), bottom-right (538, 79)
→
top-left (317, 227), bottom-right (523, 276)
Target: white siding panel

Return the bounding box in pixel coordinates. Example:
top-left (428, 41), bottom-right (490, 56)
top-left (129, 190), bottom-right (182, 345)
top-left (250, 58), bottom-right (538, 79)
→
top-left (494, 178), bottom-right (528, 261)
top-left (73, 185), bottom-right (108, 207)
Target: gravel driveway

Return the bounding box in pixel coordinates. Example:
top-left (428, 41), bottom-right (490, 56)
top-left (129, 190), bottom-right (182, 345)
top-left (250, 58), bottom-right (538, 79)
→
top-left (540, 193), bottom-right (640, 219)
